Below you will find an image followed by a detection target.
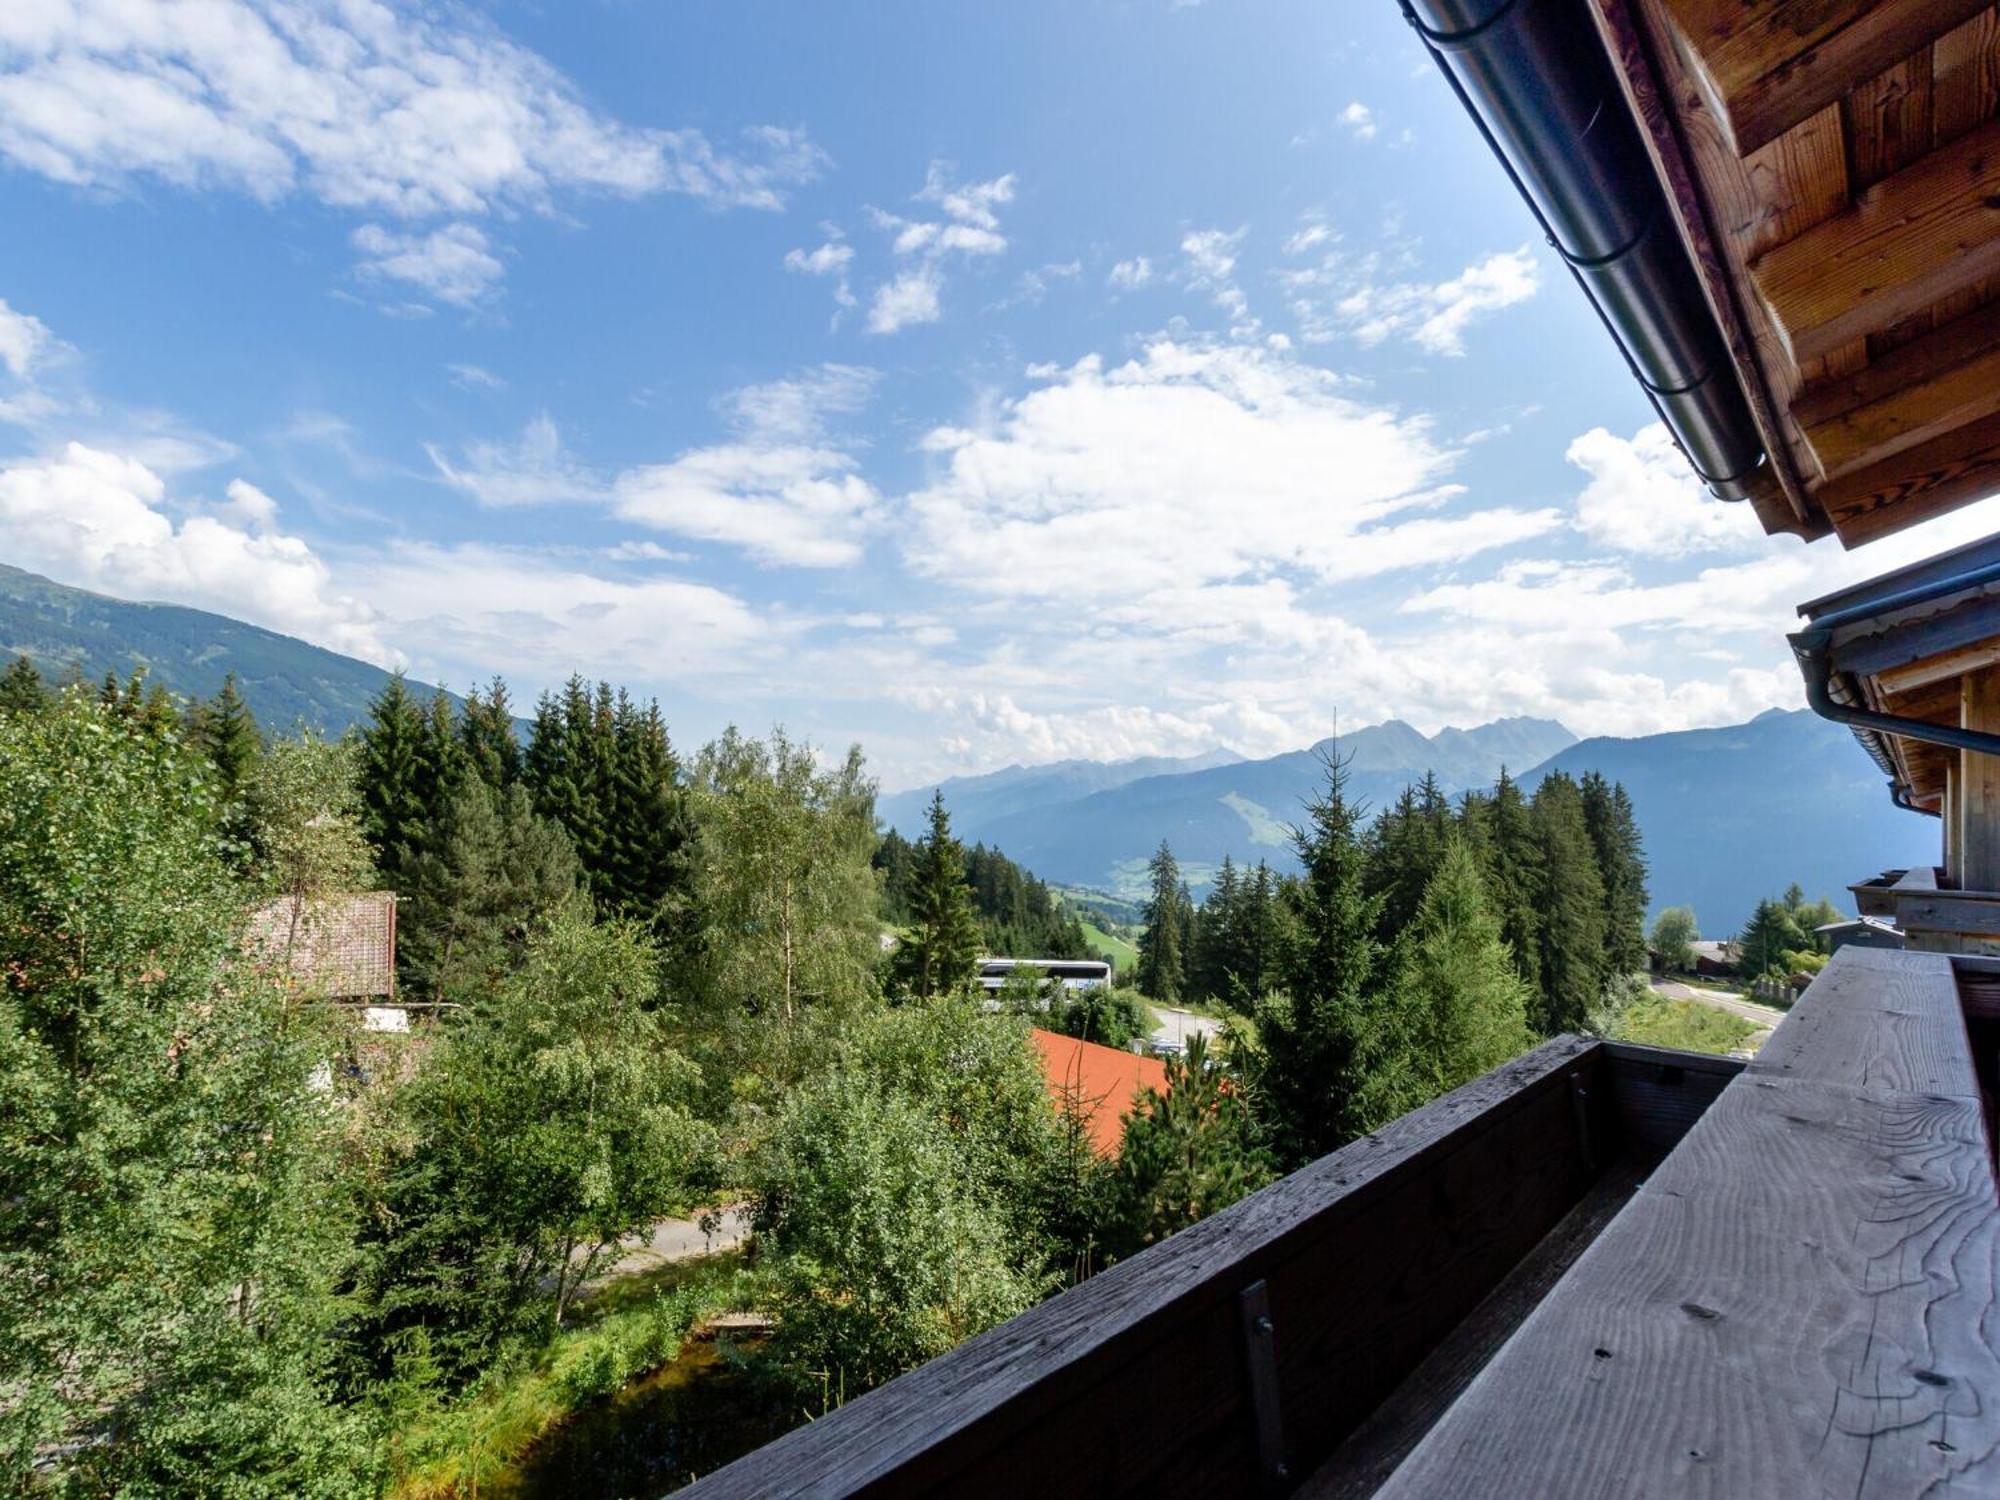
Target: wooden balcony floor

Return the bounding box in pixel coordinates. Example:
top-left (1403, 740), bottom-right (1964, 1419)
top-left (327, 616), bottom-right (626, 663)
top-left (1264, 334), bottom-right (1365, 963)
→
top-left (1357, 946), bottom-right (2000, 1497)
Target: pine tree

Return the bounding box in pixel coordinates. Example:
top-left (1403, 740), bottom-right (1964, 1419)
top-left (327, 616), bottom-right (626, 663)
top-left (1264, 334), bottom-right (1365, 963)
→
top-left (890, 791), bottom-right (981, 999)
top-left (1581, 772), bottom-right (1649, 977)
top-left (1135, 841), bottom-right (1187, 1002)
top-left (1254, 747), bottom-right (1387, 1167)
top-left (1364, 777), bottom-right (1451, 944)
top-left (1190, 855), bottom-right (1241, 1002)
top-left (1739, 898), bottom-right (1800, 976)
top-left (1529, 772), bottom-right (1607, 1034)
top-left (1105, 1034), bottom-right (1274, 1258)
top-left (187, 673), bottom-right (263, 799)
top-left (524, 676), bottom-right (612, 903)
top-left (0, 655), bottom-right (47, 715)
top-left (1357, 837), bottom-right (1536, 1128)
top-left (357, 674), bottom-right (427, 876)
top-left (398, 778), bottom-right (581, 1002)
top-left (459, 675), bottom-right (521, 788)
top-left (1482, 768), bottom-right (1543, 999)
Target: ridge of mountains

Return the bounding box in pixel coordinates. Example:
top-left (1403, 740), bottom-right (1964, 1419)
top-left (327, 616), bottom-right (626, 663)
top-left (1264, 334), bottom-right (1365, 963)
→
top-left (888, 708), bottom-right (1937, 936)
top-left (0, 564), bottom-right (445, 732)
top-left (1, 566), bottom-right (1940, 937)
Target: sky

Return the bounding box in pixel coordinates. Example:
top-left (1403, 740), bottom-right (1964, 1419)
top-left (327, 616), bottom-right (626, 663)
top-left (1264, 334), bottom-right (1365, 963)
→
top-left (3, 0), bottom-right (1998, 791)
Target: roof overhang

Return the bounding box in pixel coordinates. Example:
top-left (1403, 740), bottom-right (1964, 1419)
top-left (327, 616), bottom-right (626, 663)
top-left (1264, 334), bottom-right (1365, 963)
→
top-left (1414, 0), bottom-right (2000, 547)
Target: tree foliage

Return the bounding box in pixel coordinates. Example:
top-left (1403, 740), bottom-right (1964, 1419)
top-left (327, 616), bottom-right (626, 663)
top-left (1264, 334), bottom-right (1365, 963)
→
top-left (0, 690), bottom-right (366, 1494)
top-left (888, 792), bottom-right (982, 1000)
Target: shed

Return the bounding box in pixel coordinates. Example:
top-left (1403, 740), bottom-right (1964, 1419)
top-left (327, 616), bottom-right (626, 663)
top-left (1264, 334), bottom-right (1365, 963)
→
top-left (1814, 914), bottom-right (1906, 953)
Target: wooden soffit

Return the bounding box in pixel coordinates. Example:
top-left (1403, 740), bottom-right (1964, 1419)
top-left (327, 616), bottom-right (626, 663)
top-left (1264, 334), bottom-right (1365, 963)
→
top-left (1587, 0), bottom-right (2000, 548)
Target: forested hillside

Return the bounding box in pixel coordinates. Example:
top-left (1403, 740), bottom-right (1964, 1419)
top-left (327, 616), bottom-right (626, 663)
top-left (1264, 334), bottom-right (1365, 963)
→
top-left (0, 564), bottom-right (448, 733)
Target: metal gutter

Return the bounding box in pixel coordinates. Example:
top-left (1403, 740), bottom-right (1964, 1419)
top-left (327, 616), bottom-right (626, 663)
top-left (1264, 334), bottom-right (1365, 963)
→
top-left (1404, 0), bottom-right (1765, 499)
top-left (1788, 556), bottom-right (2000, 808)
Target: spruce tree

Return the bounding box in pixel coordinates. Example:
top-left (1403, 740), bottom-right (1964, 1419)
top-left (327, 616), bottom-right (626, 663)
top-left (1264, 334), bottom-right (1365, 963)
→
top-left (1135, 840), bottom-right (1187, 1002)
top-left (1529, 772), bottom-right (1607, 1034)
top-left (459, 675), bottom-right (521, 788)
top-left (0, 655), bottom-right (46, 715)
top-left (1358, 837), bottom-right (1536, 1128)
top-left (890, 791), bottom-right (981, 999)
top-left (398, 778), bottom-right (581, 1002)
top-left (1580, 772), bottom-right (1649, 978)
top-left (1739, 898), bottom-right (1799, 977)
top-left (1483, 768), bottom-right (1544, 998)
top-left (356, 673), bottom-right (427, 875)
top-left (1254, 747), bottom-right (1387, 1168)
top-left (187, 673), bottom-right (263, 799)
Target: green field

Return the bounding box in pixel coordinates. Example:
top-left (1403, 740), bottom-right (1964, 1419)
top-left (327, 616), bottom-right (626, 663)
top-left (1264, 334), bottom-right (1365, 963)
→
top-left (1080, 918), bottom-right (1139, 972)
top-left (1611, 997), bottom-right (1759, 1055)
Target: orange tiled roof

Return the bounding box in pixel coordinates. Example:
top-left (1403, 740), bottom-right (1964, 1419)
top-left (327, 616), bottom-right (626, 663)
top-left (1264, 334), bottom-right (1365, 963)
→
top-left (1029, 1027), bottom-right (1168, 1158)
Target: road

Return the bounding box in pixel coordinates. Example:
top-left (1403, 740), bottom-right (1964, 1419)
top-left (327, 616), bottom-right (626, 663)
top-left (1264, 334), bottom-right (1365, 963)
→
top-left (1149, 1005), bottom-right (1224, 1054)
top-left (1650, 977), bottom-right (1789, 1030)
top-left (601, 1203), bottom-right (751, 1280)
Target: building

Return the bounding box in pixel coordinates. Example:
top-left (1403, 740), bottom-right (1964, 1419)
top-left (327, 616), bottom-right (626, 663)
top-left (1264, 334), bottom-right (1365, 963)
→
top-left (1814, 915), bottom-right (1907, 953)
top-left (245, 891), bottom-right (403, 1030)
top-left (1026, 1028), bottom-right (1168, 1157)
top-left (680, 5), bottom-right (2000, 1494)
top-left (975, 956), bottom-right (1112, 993)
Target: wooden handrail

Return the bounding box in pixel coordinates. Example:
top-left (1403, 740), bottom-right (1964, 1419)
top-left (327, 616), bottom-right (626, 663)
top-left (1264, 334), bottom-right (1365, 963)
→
top-left (681, 1034), bottom-right (1610, 1499)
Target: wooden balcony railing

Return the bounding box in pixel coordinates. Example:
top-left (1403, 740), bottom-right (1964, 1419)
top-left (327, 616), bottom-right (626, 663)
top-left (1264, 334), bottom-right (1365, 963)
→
top-left (678, 1033), bottom-right (1742, 1499)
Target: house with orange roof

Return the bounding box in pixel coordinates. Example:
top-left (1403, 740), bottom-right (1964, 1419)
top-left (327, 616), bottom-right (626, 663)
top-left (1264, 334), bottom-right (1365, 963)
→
top-left (1027, 1027), bottom-right (1167, 1158)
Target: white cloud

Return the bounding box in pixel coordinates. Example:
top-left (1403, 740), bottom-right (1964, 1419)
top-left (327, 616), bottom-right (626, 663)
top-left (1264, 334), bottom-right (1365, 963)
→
top-left (0, 441), bottom-right (390, 662)
top-left (0, 2), bottom-right (825, 218)
top-left (1339, 102), bottom-right (1377, 142)
top-left (1283, 221), bottom-right (1333, 257)
top-left (1568, 422), bottom-right (1764, 556)
top-left (428, 413), bottom-right (598, 507)
top-left (719, 364), bottom-right (878, 444)
top-left (1284, 244), bottom-right (1541, 355)
top-left (905, 338), bottom-right (1550, 611)
top-left (614, 446), bottom-right (880, 567)
top-left (784, 234), bottom-right (857, 315)
top-left (1180, 227), bottom-right (1258, 337)
top-left (1107, 256), bottom-right (1153, 290)
top-left (447, 362), bottom-right (506, 391)
top-left (867, 267), bottom-right (943, 334)
top-left (363, 540), bottom-right (773, 686)
top-left (864, 163), bottom-right (1015, 334)
top-left (0, 297), bottom-right (50, 377)
top-left (352, 222), bottom-right (503, 307)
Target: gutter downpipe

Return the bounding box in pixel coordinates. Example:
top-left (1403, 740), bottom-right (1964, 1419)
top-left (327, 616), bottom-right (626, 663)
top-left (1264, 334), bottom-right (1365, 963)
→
top-left (1789, 558), bottom-right (2000, 811)
top-left (1402, 0), bottom-right (1766, 500)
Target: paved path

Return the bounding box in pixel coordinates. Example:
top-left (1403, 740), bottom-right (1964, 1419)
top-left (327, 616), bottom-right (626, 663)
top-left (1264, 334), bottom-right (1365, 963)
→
top-left (1149, 1005), bottom-right (1224, 1054)
top-left (1651, 977), bottom-right (1789, 1029)
top-left (601, 1203), bottom-right (752, 1281)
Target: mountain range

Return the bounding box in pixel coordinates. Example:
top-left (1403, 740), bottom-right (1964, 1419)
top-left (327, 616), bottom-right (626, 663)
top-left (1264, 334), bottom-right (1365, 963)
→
top-left (0, 564), bottom-right (443, 733)
top-left (1, 565), bottom-right (1940, 938)
top-left (886, 710), bottom-right (1937, 937)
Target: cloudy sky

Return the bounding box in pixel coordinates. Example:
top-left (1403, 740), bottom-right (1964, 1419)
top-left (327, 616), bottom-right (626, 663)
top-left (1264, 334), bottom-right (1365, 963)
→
top-left (3, 0), bottom-right (1996, 789)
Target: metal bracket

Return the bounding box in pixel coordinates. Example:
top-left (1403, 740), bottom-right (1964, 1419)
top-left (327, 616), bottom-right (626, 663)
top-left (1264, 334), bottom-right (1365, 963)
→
top-left (1239, 1278), bottom-right (1290, 1493)
top-left (1570, 1071), bottom-right (1597, 1175)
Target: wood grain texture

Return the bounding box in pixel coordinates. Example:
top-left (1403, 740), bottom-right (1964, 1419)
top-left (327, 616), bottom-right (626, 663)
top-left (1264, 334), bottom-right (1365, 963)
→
top-left (1664, 0), bottom-right (1988, 155)
top-left (1601, 1041), bottom-right (1747, 1160)
top-left (1590, 0), bottom-right (1824, 532)
top-left (1750, 944), bottom-right (1978, 1097)
top-left (1821, 403), bottom-right (2000, 544)
top-left (1376, 1068), bottom-right (2000, 1498)
top-left (1794, 296), bottom-right (2000, 478)
top-left (1961, 668), bottom-right (2000, 891)
top-left (1299, 1162), bottom-right (1647, 1500)
top-left (1751, 116), bottom-right (2000, 365)
top-left (674, 1037), bottom-right (1603, 1500)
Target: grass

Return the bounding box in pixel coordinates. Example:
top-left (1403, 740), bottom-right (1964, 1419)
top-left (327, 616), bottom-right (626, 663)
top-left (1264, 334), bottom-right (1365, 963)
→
top-left (1079, 918), bottom-right (1138, 972)
top-left (1612, 996), bottom-right (1760, 1056)
top-left (386, 1253), bottom-right (753, 1500)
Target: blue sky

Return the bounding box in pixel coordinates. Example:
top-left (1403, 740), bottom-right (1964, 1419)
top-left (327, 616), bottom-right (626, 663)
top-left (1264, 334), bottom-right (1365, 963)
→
top-left (3, 0), bottom-right (1995, 789)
